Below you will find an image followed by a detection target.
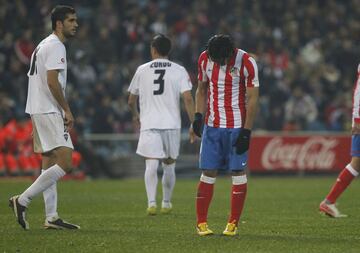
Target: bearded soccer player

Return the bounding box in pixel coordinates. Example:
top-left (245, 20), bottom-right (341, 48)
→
top-left (319, 64), bottom-right (360, 218)
top-left (128, 34), bottom-right (195, 215)
top-left (193, 35), bottom-right (259, 236)
top-left (9, 5), bottom-right (80, 230)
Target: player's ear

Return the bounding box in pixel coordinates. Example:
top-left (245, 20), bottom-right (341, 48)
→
top-left (56, 20), bottom-right (63, 30)
top-left (150, 46), bottom-right (157, 58)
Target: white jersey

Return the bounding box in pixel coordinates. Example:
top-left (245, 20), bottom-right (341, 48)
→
top-left (352, 63), bottom-right (360, 126)
top-left (25, 34), bottom-right (67, 115)
top-left (128, 59), bottom-right (192, 130)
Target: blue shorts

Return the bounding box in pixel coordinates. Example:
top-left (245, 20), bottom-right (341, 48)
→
top-left (199, 125), bottom-right (248, 171)
top-left (351, 135), bottom-right (360, 157)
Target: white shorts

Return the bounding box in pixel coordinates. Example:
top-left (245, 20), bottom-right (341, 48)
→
top-left (31, 113), bottom-right (74, 153)
top-left (136, 129), bottom-right (181, 159)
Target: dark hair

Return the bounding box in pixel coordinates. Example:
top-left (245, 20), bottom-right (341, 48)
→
top-left (206, 34), bottom-right (235, 65)
top-left (151, 34), bottom-right (171, 56)
top-left (51, 5), bottom-right (76, 30)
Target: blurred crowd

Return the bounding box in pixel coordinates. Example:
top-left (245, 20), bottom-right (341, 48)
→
top-left (1, 0), bottom-right (360, 134)
top-left (1, 0), bottom-right (360, 176)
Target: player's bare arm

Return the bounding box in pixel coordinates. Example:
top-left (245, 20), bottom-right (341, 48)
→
top-left (47, 69), bottom-right (74, 130)
top-left (243, 86), bottom-right (259, 130)
top-left (195, 80), bottom-right (208, 114)
top-left (182, 90), bottom-right (196, 143)
top-left (128, 93), bottom-right (140, 129)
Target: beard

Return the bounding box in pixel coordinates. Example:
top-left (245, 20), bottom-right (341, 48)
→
top-left (63, 29), bottom-right (76, 39)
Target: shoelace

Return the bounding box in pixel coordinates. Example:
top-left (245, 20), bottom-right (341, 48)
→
top-left (198, 223), bottom-right (208, 231)
top-left (226, 223), bottom-right (236, 232)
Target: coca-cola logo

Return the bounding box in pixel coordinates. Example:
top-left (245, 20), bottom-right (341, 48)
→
top-left (261, 137), bottom-right (338, 170)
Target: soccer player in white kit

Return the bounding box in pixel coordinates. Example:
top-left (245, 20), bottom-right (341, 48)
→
top-left (319, 64), bottom-right (360, 218)
top-left (9, 5), bottom-right (80, 230)
top-left (128, 34), bottom-right (196, 215)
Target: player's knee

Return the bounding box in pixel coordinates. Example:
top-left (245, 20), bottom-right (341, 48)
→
top-left (202, 170), bottom-right (217, 178)
top-left (53, 147), bottom-right (73, 173)
top-left (350, 157), bottom-right (360, 172)
top-left (350, 164), bottom-right (360, 172)
top-left (145, 167), bottom-right (158, 179)
top-left (42, 151), bottom-right (57, 169)
top-left (163, 158), bottom-right (175, 165)
top-left (231, 170), bottom-right (246, 176)
top-left (163, 165), bottom-right (175, 175)
top-left (145, 159), bottom-right (159, 175)
top-left (56, 160), bottom-right (73, 173)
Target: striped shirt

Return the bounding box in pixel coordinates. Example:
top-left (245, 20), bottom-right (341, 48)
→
top-left (352, 64), bottom-right (360, 125)
top-left (198, 49), bottom-right (259, 128)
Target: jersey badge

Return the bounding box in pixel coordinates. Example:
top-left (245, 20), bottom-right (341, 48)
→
top-left (230, 67), bottom-right (240, 77)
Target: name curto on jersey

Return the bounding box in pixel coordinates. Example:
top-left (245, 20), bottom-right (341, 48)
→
top-left (150, 62), bottom-right (172, 68)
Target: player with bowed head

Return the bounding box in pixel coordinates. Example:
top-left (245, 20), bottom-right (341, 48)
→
top-left (320, 64), bottom-right (360, 218)
top-left (9, 5), bottom-right (80, 230)
top-left (128, 34), bottom-right (196, 215)
top-left (193, 34), bottom-right (259, 236)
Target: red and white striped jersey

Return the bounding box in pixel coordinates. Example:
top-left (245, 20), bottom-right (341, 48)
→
top-left (352, 64), bottom-right (360, 126)
top-left (198, 49), bottom-right (259, 128)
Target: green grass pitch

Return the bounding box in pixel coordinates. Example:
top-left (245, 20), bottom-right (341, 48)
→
top-left (1, 177), bottom-right (360, 253)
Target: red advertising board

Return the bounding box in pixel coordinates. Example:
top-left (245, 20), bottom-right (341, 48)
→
top-left (248, 134), bottom-right (351, 172)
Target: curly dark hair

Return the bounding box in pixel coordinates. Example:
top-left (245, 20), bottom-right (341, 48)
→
top-left (206, 34), bottom-right (235, 65)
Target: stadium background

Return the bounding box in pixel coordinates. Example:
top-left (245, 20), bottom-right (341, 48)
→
top-left (2, 1), bottom-right (360, 252)
top-left (1, 0), bottom-right (360, 178)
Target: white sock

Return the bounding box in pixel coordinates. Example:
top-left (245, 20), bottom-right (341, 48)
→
top-left (346, 164), bottom-right (359, 177)
top-left (200, 174), bottom-right (216, 184)
top-left (42, 169), bottom-right (58, 220)
top-left (18, 164), bottom-right (66, 207)
top-left (144, 160), bottom-right (159, 207)
top-left (162, 162), bottom-right (175, 206)
top-left (232, 175), bottom-right (247, 185)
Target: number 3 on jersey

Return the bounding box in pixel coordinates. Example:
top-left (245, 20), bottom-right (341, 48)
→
top-left (153, 69), bottom-right (165, 95)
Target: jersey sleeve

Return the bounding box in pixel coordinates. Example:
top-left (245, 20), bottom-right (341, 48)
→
top-left (179, 67), bottom-right (193, 93)
top-left (197, 51), bottom-right (208, 82)
top-left (128, 68), bottom-right (141, 95)
top-left (243, 55), bottom-right (259, 87)
top-left (45, 43), bottom-right (66, 71)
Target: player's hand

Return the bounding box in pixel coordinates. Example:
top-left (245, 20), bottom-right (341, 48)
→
top-left (192, 112), bottom-right (203, 137)
top-left (64, 110), bottom-right (74, 131)
top-left (234, 128), bottom-right (251, 155)
top-left (189, 125), bottom-right (196, 143)
top-left (352, 122), bottom-right (360, 135)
